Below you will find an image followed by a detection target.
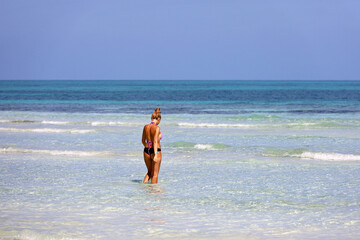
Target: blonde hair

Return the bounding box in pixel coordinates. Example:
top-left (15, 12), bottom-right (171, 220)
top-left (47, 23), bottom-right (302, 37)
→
top-left (151, 107), bottom-right (161, 120)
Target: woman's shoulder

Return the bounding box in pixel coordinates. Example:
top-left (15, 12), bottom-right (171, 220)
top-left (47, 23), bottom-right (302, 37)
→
top-left (149, 124), bottom-right (160, 131)
top-left (150, 124), bottom-right (159, 128)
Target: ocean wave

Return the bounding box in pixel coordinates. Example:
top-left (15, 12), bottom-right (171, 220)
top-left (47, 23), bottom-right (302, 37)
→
top-left (41, 120), bottom-right (73, 125)
top-left (89, 121), bottom-right (141, 126)
top-left (286, 122), bottom-right (358, 129)
top-left (167, 141), bottom-right (196, 148)
top-left (178, 121), bottom-right (358, 129)
top-left (300, 152), bottom-right (360, 161)
top-left (168, 141), bottom-right (231, 150)
top-left (1, 147), bottom-right (114, 157)
top-left (0, 127), bottom-right (94, 134)
top-left (0, 119), bottom-right (73, 125)
top-left (177, 122), bottom-right (316, 129)
top-left (227, 114), bottom-right (281, 121)
top-left (0, 119), bottom-right (142, 127)
top-left (194, 143), bottom-right (232, 150)
top-left (0, 119), bottom-right (39, 124)
top-left (178, 123), bottom-right (255, 128)
top-left (2, 117), bottom-right (359, 130)
top-left (263, 148), bottom-right (360, 161)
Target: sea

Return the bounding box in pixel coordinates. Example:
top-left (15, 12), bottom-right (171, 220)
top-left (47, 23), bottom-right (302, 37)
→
top-left (0, 80), bottom-right (359, 240)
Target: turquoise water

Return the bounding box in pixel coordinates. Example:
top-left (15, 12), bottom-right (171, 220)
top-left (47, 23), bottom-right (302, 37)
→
top-left (0, 80), bottom-right (360, 239)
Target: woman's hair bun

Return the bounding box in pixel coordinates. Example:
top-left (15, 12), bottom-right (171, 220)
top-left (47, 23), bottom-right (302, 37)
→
top-left (151, 107), bottom-right (161, 120)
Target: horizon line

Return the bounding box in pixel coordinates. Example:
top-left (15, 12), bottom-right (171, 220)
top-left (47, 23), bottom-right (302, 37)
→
top-left (1, 79), bottom-right (359, 81)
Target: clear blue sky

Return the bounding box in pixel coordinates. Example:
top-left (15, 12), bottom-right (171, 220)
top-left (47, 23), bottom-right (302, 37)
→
top-left (1, 0), bottom-right (359, 80)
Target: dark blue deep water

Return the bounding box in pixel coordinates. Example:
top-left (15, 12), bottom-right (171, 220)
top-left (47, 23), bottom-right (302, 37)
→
top-left (1, 80), bottom-right (359, 114)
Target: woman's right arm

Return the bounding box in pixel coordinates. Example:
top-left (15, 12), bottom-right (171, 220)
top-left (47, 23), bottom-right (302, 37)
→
top-left (142, 126), bottom-right (146, 147)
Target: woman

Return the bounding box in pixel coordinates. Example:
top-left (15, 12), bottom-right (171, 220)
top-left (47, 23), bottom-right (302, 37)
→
top-left (142, 108), bottom-right (162, 184)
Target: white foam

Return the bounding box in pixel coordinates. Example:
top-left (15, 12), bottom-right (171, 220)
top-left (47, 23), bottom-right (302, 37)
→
top-left (300, 152), bottom-right (360, 161)
top-left (1, 119), bottom-right (140, 127)
top-left (90, 121), bottom-right (129, 126)
top-left (0, 119), bottom-right (74, 125)
top-left (178, 121), bottom-right (353, 129)
top-left (1, 147), bottom-right (114, 157)
top-left (264, 148), bottom-right (360, 161)
top-left (287, 122), bottom-right (317, 127)
top-left (179, 123), bottom-right (254, 128)
top-left (89, 121), bottom-right (143, 127)
top-left (194, 144), bottom-right (215, 150)
top-left (0, 127), bottom-right (94, 134)
top-left (41, 120), bottom-right (72, 125)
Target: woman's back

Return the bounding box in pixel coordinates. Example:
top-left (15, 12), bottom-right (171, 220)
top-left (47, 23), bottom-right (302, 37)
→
top-left (144, 122), bottom-right (161, 147)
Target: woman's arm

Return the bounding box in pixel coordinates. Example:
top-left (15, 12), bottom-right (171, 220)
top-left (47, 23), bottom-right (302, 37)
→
top-left (142, 126), bottom-right (146, 147)
top-left (153, 126), bottom-right (161, 162)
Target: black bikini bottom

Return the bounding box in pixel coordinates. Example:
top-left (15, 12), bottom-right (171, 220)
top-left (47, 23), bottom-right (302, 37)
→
top-left (144, 148), bottom-right (161, 155)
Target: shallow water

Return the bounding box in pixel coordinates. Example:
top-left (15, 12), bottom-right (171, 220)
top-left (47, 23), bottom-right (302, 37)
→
top-left (0, 80), bottom-right (360, 239)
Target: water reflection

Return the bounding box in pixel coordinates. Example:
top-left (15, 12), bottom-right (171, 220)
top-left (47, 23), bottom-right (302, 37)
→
top-left (141, 183), bottom-right (165, 196)
top-left (130, 179), bottom-right (143, 184)
top-left (140, 183), bottom-right (166, 224)
top-left (131, 179), bottom-right (165, 195)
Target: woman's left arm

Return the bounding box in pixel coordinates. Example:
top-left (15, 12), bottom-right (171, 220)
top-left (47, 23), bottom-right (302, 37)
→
top-left (153, 126), bottom-right (161, 162)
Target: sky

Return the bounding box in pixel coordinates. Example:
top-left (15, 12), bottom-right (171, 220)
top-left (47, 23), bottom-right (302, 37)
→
top-left (0, 0), bottom-right (359, 80)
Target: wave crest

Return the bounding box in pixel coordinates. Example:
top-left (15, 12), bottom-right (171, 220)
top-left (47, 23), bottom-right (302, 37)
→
top-left (0, 119), bottom-right (142, 127)
top-left (168, 141), bottom-right (231, 150)
top-left (178, 123), bottom-right (254, 128)
top-left (0, 127), bottom-right (94, 134)
top-left (41, 120), bottom-right (72, 125)
top-left (1, 147), bottom-right (114, 157)
top-left (89, 121), bottom-right (140, 126)
top-left (300, 152), bottom-right (360, 161)
top-left (263, 148), bottom-right (360, 161)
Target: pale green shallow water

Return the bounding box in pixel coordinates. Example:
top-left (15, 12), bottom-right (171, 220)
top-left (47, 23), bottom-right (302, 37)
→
top-left (0, 111), bottom-right (360, 239)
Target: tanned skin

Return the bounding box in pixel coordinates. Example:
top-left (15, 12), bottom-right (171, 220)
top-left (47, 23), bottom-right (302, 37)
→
top-left (142, 117), bottom-right (161, 184)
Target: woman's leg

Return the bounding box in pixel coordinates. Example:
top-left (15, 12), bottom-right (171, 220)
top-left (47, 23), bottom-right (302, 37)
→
top-left (151, 152), bottom-right (161, 184)
top-left (143, 152), bottom-right (152, 183)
